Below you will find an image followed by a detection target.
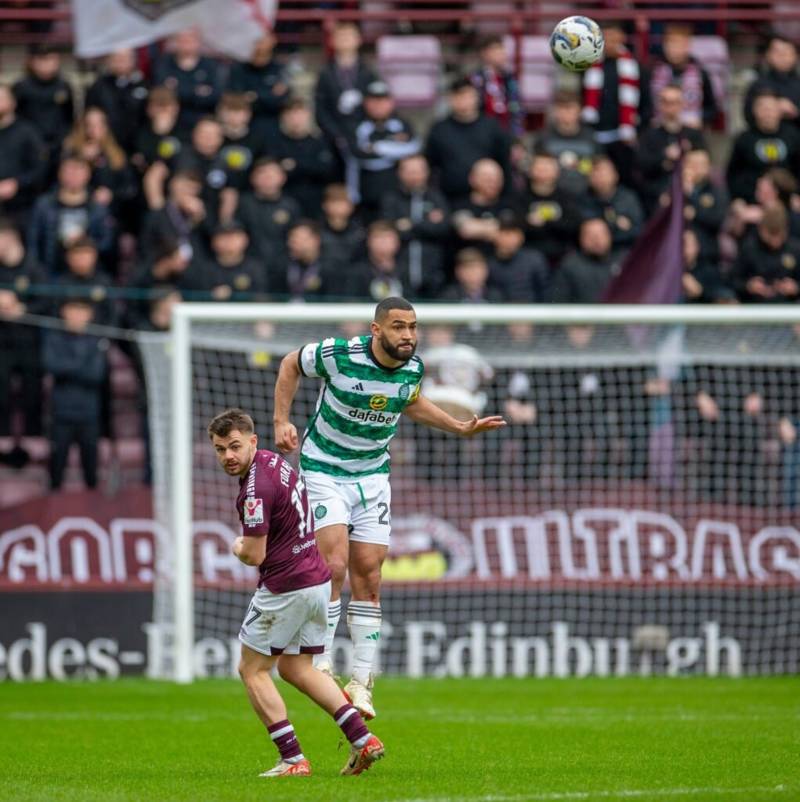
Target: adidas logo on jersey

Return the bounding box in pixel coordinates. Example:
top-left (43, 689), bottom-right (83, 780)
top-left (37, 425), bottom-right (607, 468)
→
top-left (353, 382), bottom-right (365, 391)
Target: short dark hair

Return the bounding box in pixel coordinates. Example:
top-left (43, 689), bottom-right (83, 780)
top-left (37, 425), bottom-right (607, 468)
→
top-left (288, 219), bottom-right (320, 237)
top-left (218, 92), bottom-right (252, 112)
top-left (367, 220), bottom-right (397, 237)
top-left (455, 247), bottom-right (487, 267)
top-left (207, 408), bottom-right (255, 439)
top-left (449, 75), bottom-right (475, 94)
top-left (66, 234), bottom-right (98, 252)
top-left (252, 156), bottom-right (283, 172)
top-left (374, 296), bottom-right (414, 322)
top-left (478, 34), bottom-right (504, 51)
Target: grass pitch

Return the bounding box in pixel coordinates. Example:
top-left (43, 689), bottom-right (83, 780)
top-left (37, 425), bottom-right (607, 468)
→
top-left (0, 677), bottom-right (797, 802)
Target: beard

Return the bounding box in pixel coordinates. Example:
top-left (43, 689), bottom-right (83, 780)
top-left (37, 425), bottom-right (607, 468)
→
top-left (380, 333), bottom-right (416, 363)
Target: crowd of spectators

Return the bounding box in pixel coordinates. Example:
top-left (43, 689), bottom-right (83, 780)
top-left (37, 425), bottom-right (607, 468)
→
top-left (2, 20), bottom-right (800, 491)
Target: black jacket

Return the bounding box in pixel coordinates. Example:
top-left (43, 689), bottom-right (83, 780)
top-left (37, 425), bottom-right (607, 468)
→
top-left (580, 186), bottom-right (644, 250)
top-left (731, 231), bottom-right (800, 303)
top-left (236, 191), bottom-right (302, 266)
top-left (488, 247), bottom-right (550, 302)
top-left (85, 71), bottom-right (149, 153)
top-left (636, 124), bottom-right (706, 209)
top-left (271, 130), bottom-right (337, 217)
top-left (425, 114), bottom-right (510, 199)
top-left (13, 73), bottom-right (74, 148)
top-left (43, 327), bottom-right (108, 423)
top-left (725, 122), bottom-right (800, 203)
top-left (227, 59), bottom-right (288, 123)
top-left (0, 118), bottom-right (48, 214)
top-left (314, 59), bottom-right (378, 145)
top-left (550, 251), bottom-right (620, 303)
top-left (152, 55), bottom-right (224, 137)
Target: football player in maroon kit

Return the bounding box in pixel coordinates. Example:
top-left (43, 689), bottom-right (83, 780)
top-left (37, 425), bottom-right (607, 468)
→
top-left (208, 408), bottom-right (384, 777)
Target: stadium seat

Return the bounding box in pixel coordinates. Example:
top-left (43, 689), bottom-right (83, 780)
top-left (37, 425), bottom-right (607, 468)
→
top-left (503, 35), bottom-right (554, 112)
top-left (689, 35), bottom-right (731, 128)
top-left (470, 1), bottom-right (516, 35)
top-left (376, 35), bottom-right (442, 108)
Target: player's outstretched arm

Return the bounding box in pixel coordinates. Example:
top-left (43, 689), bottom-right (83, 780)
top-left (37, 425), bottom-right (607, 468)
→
top-left (403, 394), bottom-right (506, 436)
top-left (274, 349), bottom-right (302, 454)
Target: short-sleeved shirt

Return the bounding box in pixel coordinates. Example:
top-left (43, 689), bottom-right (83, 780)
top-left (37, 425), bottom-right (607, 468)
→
top-left (298, 335), bottom-right (424, 480)
top-left (236, 449), bottom-right (331, 593)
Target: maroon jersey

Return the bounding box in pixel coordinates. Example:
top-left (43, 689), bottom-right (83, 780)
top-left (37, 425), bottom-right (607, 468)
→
top-left (236, 449), bottom-right (331, 593)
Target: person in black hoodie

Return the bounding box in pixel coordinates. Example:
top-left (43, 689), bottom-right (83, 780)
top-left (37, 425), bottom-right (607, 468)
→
top-left (743, 36), bottom-right (800, 130)
top-left (55, 236), bottom-right (116, 325)
top-left (217, 92), bottom-right (264, 193)
top-left (235, 158), bottom-right (302, 268)
top-left (277, 220), bottom-right (339, 300)
top-left (440, 247), bottom-right (503, 304)
top-left (681, 228), bottom-right (732, 304)
top-left (681, 147), bottom-right (727, 263)
top-left (314, 21), bottom-right (378, 159)
top-left (152, 27), bottom-right (223, 139)
top-left (196, 221), bottom-right (268, 301)
top-left (320, 183), bottom-right (365, 265)
top-left (581, 153), bottom-right (643, 252)
top-left (726, 89), bottom-right (800, 204)
top-left (517, 150), bottom-right (580, 265)
top-left (173, 116), bottom-right (229, 226)
top-left (637, 83), bottom-right (706, 214)
top-left (426, 76), bottom-right (510, 202)
top-left (452, 158), bottom-right (515, 256)
top-left (0, 83), bottom-right (47, 227)
top-left (272, 98), bottom-right (337, 218)
top-left (731, 203), bottom-right (800, 303)
top-left (0, 219), bottom-right (46, 436)
top-left (346, 220), bottom-right (415, 301)
top-left (13, 44), bottom-right (74, 177)
top-left (84, 48), bottom-right (149, 154)
top-left (487, 216), bottom-right (549, 302)
top-left (380, 153), bottom-right (449, 296)
top-left (550, 217), bottom-right (620, 303)
top-left (132, 86), bottom-right (183, 174)
top-left (140, 168), bottom-right (209, 263)
top-left (43, 299), bottom-right (108, 490)
top-left (227, 30), bottom-right (288, 133)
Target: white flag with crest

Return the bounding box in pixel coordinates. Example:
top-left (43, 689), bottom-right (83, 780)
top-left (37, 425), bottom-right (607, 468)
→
top-left (72, 0), bottom-right (277, 59)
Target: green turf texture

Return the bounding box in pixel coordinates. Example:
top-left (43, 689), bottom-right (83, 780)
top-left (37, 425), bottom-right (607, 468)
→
top-left (0, 677), bottom-right (797, 802)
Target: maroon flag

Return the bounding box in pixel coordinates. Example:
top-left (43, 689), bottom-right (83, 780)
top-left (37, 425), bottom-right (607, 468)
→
top-left (601, 166), bottom-right (685, 303)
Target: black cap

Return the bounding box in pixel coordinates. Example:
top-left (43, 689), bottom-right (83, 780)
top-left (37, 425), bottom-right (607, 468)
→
top-left (365, 80), bottom-right (391, 98)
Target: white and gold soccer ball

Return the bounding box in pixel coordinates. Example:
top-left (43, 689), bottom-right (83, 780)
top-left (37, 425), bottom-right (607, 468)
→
top-left (549, 15), bottom-right (604, 72)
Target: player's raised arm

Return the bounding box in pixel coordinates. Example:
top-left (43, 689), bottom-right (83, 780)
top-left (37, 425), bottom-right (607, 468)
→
top-left (274, 348), bottom-right (303, 453)
top-left (403, 393), bottom-right (506, 436)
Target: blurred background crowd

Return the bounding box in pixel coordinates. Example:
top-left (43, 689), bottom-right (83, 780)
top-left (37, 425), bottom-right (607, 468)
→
top-left (0, 2), bottom-right (799, 500)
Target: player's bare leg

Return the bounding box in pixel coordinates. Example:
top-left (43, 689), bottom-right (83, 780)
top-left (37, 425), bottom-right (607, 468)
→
top-left (279, 654), bottom-right (385, 775)
top-left (344, 541), bottom-right (387, 719)
top-left (313, 523), bottom-right (350, 676)
top-left (238, 645), bottom-right (311, 777)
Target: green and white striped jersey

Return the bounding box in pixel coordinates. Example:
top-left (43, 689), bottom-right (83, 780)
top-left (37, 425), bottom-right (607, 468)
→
top-left (298, 335), bottom-right (424, 480)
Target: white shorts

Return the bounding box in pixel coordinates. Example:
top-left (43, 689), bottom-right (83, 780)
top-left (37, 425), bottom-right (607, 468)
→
top-left (303, 472), bottom-right (392, 547)
top-left (238, 580), bottom-right (331, 657)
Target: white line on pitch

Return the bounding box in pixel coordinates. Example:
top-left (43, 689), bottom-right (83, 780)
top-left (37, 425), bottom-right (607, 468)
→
top-left (389, 786), bottom-right (794, 802)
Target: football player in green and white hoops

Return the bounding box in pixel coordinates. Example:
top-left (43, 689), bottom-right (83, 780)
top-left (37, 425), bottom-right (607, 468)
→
top-left (273, 297), bottom-right (505, 719)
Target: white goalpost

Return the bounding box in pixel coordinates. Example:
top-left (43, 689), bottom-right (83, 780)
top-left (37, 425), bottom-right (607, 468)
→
top-left (137, 303), bottom-right (800, 682)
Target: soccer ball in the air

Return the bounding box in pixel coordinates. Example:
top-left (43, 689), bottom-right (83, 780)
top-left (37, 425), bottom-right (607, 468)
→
top-left (549, 16), bottom-right (604, 72)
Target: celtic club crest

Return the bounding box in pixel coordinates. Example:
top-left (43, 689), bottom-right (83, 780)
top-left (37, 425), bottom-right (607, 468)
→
top-left (123, 0), bottom-right (196, 21)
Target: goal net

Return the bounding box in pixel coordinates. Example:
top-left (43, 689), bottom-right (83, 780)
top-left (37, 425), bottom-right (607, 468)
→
top-left (138, 304), bottom-right (800, 681)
